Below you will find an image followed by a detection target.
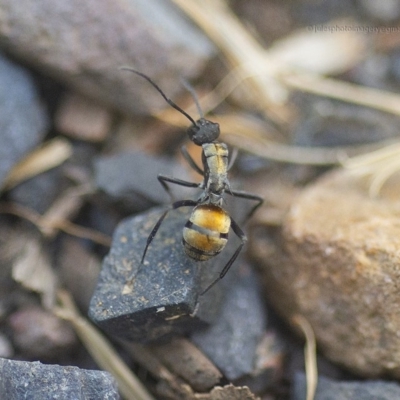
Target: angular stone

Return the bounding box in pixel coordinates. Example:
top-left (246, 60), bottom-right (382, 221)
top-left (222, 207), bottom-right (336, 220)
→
top-left (0, 358), bottom-right (119, 399)
top-left (249, 169), bottom-right (400, 377)
top-left (89, 206), bottom-right (228, 342)
top-left (192, 268), bottom-right (268, 381)
top-left (0, 0), bottom-right (215, 116)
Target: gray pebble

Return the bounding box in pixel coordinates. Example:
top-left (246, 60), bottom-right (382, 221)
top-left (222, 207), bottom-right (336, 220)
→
top-left (293, 373), bottom-right (400, 400)
top-left (0, 358), bottom-right (119, 400)
top-left (0, 53), bottom-right (48, 187)
top-left (192, 268), bottom-right (267, 381)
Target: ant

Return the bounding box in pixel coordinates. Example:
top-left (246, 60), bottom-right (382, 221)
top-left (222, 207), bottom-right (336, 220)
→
top-left (121, 67), bottom-right (263, 294)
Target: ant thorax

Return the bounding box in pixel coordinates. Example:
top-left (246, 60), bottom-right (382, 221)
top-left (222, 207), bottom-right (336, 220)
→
top-left (200, 142), bottom-right (230, 206)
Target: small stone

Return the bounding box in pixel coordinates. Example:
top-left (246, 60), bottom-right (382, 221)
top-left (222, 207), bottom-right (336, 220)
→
top-left (58, 238), bottom-right (102, 312)
top-left (150, 338), bottom-right (222, 392)
top-left (94, 152), bottom-right (194, 211)
top-left (192, 267), bottom-right (268, 381)
top-left (293, 100), bottom-right (399, 147)
top-left (357, 0), bottom-right (400, 22)
top-left (292, 373), bottom-right (400, 400)
top-left (290, 0), bottom-right (356, 25)
top-left (249, 169), bottom-right (400, 377)
top-left (9, 168), bottom-right (61, 214)
top-left (7, 305), bottom-right (77, 359)
top-left (196, 384), bottom-right (260, 400)
top-left (89, 206), bottom-right (227, 342)
top-left (0, 358), bottom-right (119, 399)
top-left (55, 92), bottom-right (112, 142)
top-left (0, 53), bottom-right (48, 187)
top-left (0, 334), bottom-right (13, 358)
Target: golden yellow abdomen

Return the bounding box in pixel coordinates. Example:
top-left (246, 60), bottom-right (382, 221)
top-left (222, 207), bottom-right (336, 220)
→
top-left (182, 204), bottom-right (230, 261)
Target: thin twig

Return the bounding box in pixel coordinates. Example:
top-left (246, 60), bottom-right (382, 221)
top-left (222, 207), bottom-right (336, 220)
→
top-left (281, 72), bottom-right (400, 117)
top-left (0, 202), bottom-right (111, 247)
top-left (292, 315), bottom-right (318, 400)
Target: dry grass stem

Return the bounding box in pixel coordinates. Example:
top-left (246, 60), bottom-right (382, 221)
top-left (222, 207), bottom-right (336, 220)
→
top-left (158, 102), bottom-right (397, 165)
top-left (292, 315), bottom-right (317, 400)
top-left (171, 0), bottom-right (290, 118)
top-left (2, 137), bottom-right (72, 190)
top-left (54, 290), bottom-right (155, 400)
top-left (342, 142), bottom-right (400, 196)
top-left (172, 0), bottom-right (400, 121)
top-left (39, 183), bottom-right (94, 238)
top-left (0, 202), bottom-right (111, 247)
top-left (281, 72), bottom-right (400, 117)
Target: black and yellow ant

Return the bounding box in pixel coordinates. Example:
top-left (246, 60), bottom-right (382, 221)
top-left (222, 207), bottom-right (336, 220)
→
top-left (121, 68), bottom-right (263, 294)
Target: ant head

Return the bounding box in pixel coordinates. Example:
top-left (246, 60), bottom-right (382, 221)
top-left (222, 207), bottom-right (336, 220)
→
top-left (187, 118), bottom-right (220, 145)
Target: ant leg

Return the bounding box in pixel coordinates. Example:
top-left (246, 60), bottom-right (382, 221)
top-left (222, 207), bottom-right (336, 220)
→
top-left (228, 189), bottom-right (264, 220)
top-left (181, 145), bottom-right (204, 176)
top-left (158, 174), bottom-right (200, 201)
top-left (227, 147), bottom-right (238, 171)
top-left (200, 218), bottom-right (247, 295)
top-left (141, 199), bottom-right (198, 264)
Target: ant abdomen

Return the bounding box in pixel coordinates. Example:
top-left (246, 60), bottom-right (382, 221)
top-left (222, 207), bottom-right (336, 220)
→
top-left (182, 204), bottom-right (230, 261)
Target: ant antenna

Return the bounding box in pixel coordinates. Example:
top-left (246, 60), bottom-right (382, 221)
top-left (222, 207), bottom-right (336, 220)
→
top-left (120, 67), bottom-right (197, 126)
top-left (180, 78), bottom-right (204, 119)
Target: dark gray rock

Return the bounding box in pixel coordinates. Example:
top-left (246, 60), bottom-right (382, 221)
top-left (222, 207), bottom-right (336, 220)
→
top-left (293, 99), bottom-right (400, 147)
top-left (0, 358), bottom-right (119, 399)
top-left (0, 0), bottom-right (214, 116)
top-left (89, 206), bottom-right (228, 342)
top-left (191, 268), bottom-right (267, 381)
top-left (292, 373), bottom-right (400, 400)
top-left (94, 151), bottom-right (195, 212)
top-left (291, 0), bottom-right (356, 25)
top-left (0, 53), bottom-right (48, 187)
top-left (9, 168), bottom-right (61, 214)
top-left (357, 0), bottom-right (400, 22)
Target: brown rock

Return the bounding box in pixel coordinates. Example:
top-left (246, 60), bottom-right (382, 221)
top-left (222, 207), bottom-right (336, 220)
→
top-left (150, 338), bottom-right (222, 392)
top-left (249, 170), bottom-right (400, 377)
top-left (8, 305), bottom-right (77, 359)
top-left (0, 0), bottom-right (214, 115)
top-left (55, 92), bottom-right (112, 142)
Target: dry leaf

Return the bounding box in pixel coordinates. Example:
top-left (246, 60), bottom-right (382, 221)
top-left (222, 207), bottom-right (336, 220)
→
top-left (195, 384), bottom-right (260, 400)
top-left (11, 232), bottom-right (58, 309)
